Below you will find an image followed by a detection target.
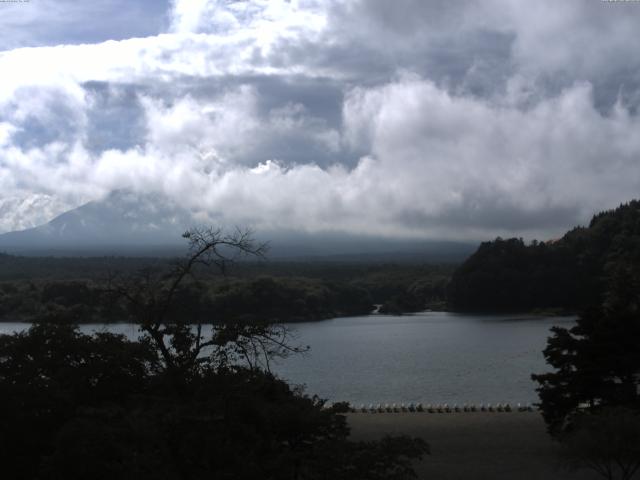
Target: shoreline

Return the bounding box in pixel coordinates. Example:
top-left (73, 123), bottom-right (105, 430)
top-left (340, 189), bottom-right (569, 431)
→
top-left (0, 308), bottom-right (578, 325)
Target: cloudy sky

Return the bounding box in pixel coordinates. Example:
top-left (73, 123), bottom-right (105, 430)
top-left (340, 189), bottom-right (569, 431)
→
top-left (1, 0), bottom-right (640, 241)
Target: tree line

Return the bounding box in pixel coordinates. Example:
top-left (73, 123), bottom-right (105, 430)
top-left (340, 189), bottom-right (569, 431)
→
top-left (448, 200), bottom-right (640, 313)
top-left (0, 259), bottom-right (453, 323)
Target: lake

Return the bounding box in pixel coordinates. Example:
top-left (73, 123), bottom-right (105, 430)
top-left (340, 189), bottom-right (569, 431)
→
top-left (0, 312), bottom-right (574, 406)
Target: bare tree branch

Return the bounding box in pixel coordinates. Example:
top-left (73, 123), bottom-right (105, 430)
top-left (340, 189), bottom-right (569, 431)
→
top-left (104, 226), bottom-right (307, 378)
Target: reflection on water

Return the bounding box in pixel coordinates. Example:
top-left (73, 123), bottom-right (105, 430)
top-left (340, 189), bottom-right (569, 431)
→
top-left (0, 312), bottom-right (574, 405)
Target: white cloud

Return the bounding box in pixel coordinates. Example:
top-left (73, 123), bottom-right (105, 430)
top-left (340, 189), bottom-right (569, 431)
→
top-left (170, 0), bottom-right (327, 40)
top-left (0, 122), bottom-right (15, 147)
top-left (170, 0), bottom-right (213, 34)
top-left (142, 87), bottom-right (261, 158)
top-left (1, 0), bottom-right (640, 241)
top-left (342, 77), bottom-right (640, 226)
top-left (0, 194), bottom-right (73, 233)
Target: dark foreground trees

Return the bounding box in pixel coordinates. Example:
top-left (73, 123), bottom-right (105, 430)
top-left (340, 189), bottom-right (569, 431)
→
top-left (560, 407), bottom-right (640, 480)
top-left (0, 324), bottom-right (428, 480)
top-left (532, 266), bottom-right (640, 434)
top-left (533, 264), bottom-right (640, 479)
top-left (0, 228), bottom-right (428, 479)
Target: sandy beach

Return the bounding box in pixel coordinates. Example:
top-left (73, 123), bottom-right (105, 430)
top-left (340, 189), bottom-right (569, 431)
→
top-left (347, 412), bottom-right (600, 480)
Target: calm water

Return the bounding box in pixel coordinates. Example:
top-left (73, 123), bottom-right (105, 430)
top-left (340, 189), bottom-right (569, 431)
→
top-left (0, 312), bottom-right (574, 405)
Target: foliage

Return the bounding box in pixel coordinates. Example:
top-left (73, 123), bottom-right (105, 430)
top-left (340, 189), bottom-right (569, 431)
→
top-left (0, 323), bottom-right (157, 480)
top-left (0, 325), bottom-right (428, 479)
top-left (448, 200), bottom-right (640, 312)
top-left (559, 407), bottom-right (640, 480)
top-left (532, 264), bottom-right (640, 434)
top-left (0, 252), bottom-right (162, 281)
top-left (350, 265), bottom-right (451, 312)
top-left (448, 237), bottom-right (586, 311)
top-left (0, 259), bottom-right (455, 323)
top-left (209, 276), bottom-right (374, 322)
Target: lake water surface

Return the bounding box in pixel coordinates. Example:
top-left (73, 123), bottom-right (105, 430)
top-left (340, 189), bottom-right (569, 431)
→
top-left (0, 312), bottom-right (574, 406)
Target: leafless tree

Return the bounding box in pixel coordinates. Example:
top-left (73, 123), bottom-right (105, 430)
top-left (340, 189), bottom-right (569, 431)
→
top-left (107, 226), bottom-right (307, 376)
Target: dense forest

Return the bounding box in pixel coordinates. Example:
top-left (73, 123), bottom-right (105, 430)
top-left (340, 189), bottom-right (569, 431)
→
top-left (448, 200), bottom-right (640, 313)
top-left (0, 255), bottom-right (453, 323)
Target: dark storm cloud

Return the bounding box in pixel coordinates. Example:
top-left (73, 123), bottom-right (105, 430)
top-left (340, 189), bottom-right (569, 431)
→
top-left (4, 86), bottom-right (84, 149)
top-left (83, 82), bottom-right (148, 153)
top-left (324, 0), bottom-right (640, 109)
top-left (269, 2), bottom-right (516, 97)
top-left (10, 101), bottom-right (80, 150)
top-left (399, 200), bottom-right (581, 234)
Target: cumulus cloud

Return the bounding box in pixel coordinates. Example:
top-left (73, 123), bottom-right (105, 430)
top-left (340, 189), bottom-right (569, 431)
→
top-left (1, 0), bottom-right (640, 240)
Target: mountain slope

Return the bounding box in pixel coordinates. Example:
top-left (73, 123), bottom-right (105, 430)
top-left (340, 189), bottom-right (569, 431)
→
top-left (0, 190), bottom-right (477, 261)
top-left (0, 190), bottom-right (192, 254)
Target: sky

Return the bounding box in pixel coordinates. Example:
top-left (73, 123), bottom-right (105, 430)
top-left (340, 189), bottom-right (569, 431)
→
top-left (1, 0), bottom-right (640, 241)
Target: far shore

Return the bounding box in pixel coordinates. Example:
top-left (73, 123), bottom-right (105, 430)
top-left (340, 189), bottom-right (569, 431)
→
top-left (0, 308), bottom-right (578, 326)
top-left (347, 412), bottom-right (598, 480)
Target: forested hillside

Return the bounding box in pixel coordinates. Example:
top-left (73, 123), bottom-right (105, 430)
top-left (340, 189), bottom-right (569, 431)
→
top-left (448, 200), bottom-right (640, 312)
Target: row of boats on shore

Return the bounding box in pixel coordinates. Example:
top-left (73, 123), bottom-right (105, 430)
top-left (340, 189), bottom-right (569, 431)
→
top-left (345, 402), bottom-right (536, 413)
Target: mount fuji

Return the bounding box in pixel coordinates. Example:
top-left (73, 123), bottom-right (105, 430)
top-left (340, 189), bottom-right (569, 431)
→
top-left (0, 190), bottom-right (194, 255)
top-left (0, 190), bottom-right (475, 261)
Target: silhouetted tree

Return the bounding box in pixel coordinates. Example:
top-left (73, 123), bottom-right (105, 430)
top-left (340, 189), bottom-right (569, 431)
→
top-left (0, 324), bottom-right (157, 480)
top-left (559, 407), bottom-right (640, 480)
top-left (107, 227), bottom-right (306, 378)
top-left (532, 266), bottom-right (640, 434)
